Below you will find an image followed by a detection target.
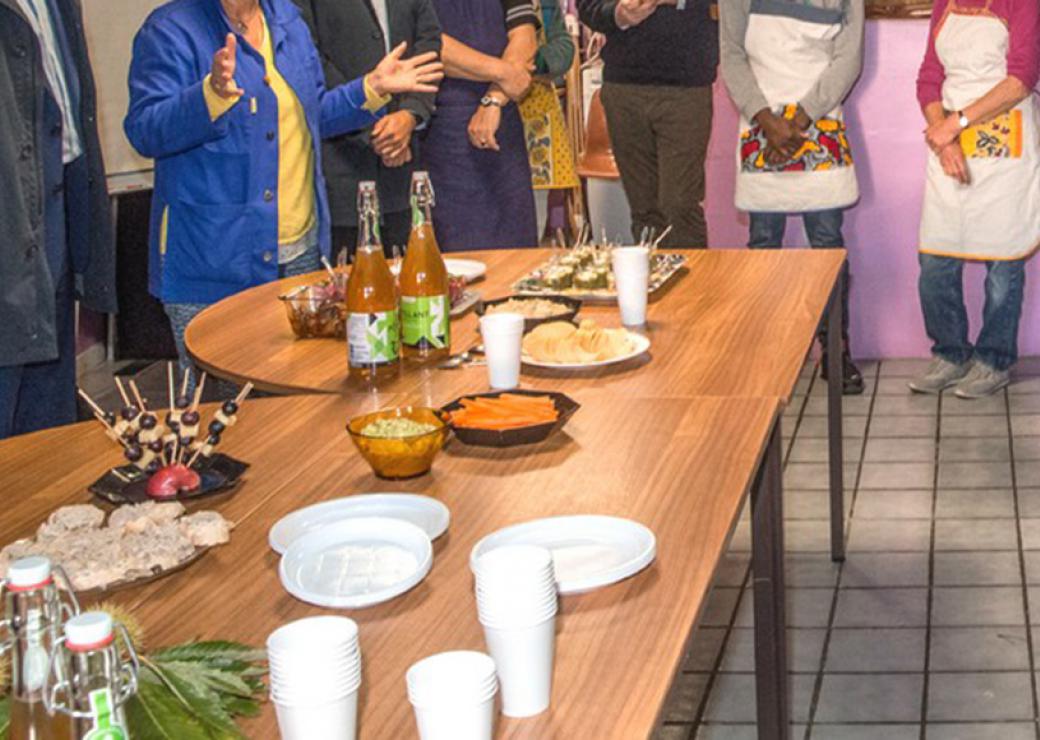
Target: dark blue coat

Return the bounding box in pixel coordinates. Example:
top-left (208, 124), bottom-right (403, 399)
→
top-left (125, 0), bottom-right (383, 304)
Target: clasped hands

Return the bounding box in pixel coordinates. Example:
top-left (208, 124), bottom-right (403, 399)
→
top-left (924, 113), bottom-right (970, 185)
top-left (756, 107), bottom-right (811, 166)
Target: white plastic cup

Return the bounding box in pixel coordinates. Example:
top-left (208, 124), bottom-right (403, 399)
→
top-left (482, 616), bottom-right (556, 717)
top-left (412, 695), bottom-right (496, 740)
top-left (612, 247), bottom-right (650, 327)
top-left (479, 313), bottom-right (525, 390)
top-left (406, 651), bottom-right (498, 740)
top-left (274, 690), bottom-right (358, 740)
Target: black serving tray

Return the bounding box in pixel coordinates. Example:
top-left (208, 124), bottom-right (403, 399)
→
top-left (89, 453), bottom-right (249, 505)
top-left (442, 390), bottom-right (580, 448)
top-left (476, 295), bottom-right (582, 334)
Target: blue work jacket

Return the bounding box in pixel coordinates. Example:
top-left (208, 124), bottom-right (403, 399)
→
top-left (125, 0), bottom-right (383, 304)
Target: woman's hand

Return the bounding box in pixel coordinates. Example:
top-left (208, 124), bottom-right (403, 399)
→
top-left (938, 141), bottom-right (970, 185)
top-left (368, 43), bottom-right (444, 97)
top-left (925, 113), bottom-right (963, 153)
top-left (468, 103), bottom-right (503, 151)
top-left (210, 33), bottom-right (243, 99)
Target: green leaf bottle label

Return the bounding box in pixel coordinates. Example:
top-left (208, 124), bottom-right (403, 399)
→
top-left (401, 295), bottom-right (449, 350)
top-left (347, 309), bottom-right (400, 366)
top-left (83, 688), bottom-right (128, 740)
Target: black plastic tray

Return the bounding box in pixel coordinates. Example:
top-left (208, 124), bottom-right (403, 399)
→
top-left (89, 453), bottom-right (249, 505)
top-left (442, 390), bottom-right (580, 448)
top-left (476, 295), bottom-right (582, 334)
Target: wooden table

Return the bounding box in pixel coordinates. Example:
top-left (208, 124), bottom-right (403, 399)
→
top-left (186, 248), bottom-right (848, 562)
top-left (0, 392), bottom-right (787, 739)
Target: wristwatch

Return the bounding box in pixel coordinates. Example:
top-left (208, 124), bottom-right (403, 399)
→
top-left (956, 110), bottom-right (970, 129)
top-left (480, 96), bottom-right (505, 108)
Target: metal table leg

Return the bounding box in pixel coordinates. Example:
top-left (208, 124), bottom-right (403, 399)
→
top-left (827, 268), bottom-right (846, 563)
top-left (752, 418), bottom-right (789, 740)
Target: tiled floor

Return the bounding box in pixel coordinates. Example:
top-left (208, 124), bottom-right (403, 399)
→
top-left (659, 358), bottom-right (1040, 739)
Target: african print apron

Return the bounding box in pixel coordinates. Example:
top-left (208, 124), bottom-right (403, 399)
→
top-left (919, 0), bottom-right (1040, 260)
top-left (734, 0), bottom-right (859, 213)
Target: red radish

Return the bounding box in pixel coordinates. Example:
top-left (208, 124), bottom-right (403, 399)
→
top-left (146, 464), bottom-right (201, 499)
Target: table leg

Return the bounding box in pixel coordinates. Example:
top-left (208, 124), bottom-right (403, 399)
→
top-left (752, 418), bottom-right (789, 740)
top-left (827, 270), bottom-right (846, 563)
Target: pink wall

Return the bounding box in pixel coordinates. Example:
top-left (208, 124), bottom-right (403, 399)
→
top-left (703, 19), bottom-right (1040, 360)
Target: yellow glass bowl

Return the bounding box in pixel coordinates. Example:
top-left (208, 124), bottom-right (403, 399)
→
top-left (347, 407), bottom-right (450, 479)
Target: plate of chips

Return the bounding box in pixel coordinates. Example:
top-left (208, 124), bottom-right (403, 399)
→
top-left (520, 319), bottom-right (650, 369)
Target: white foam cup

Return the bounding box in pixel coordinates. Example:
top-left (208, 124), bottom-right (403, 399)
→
top-left (407, 651), bottom-right (498, 740)
top-left (612, 247), bottom-right (650, 326)
top-left (274, 690), bottom-right (358, 740)
top-left (479, 313), bottom-right (525, 390)
top-left (482, 615), bottom-right (556, 718)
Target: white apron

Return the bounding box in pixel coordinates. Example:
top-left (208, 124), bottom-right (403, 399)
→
top-left (919, 0), bottom-right (1040, 260)
top-left (734, 4), bottom-right (860, 213)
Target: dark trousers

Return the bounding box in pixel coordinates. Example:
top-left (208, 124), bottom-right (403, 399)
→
top-left (919, 253), bottom-right (1026, 372)
top-left (600, 82), bottom-right (713, 249)
top-left (332, 209), bottom-right (412, 264)
top-left (0, 267), bottom-right (76, 439)
top-left (749, 209), bottom-right (852, 345)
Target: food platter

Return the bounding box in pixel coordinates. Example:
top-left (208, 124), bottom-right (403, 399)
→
top-left (89, 453), bottom-right (249, 506)
top-left (279, 517), bottom-right (434, 609)
top-left (268, 493), bottom-right (450, 554)
top-left (442, 390), bottom-right (580, 448)
top-left (469, 515), bottom-right (657, 594)
top-left (522, 331), bottom-right (651, 370)
top-left (513, 252), bottom-right (686, 303)
top-left (476, 295), bottom-right (582, 333)
top-left (449, 289), bottom-right (481, 317)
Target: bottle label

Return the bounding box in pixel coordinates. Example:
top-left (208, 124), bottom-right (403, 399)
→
top-left (401, 295), bottom-right (449, 350)
top-left (83, 688), bottom-right (128, 740)
top-left (347, 310), bottom-right (400, 366)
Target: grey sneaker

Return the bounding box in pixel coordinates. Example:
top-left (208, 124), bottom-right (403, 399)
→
top-left (907, 357), bottom-right (972, 394)
top-left (953, 361), bottom-right (1010, 399)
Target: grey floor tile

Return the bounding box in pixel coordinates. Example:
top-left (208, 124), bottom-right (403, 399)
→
top-left (1016, 489), bottom-right (1040, 518)
top-left (662, 672), bottom-right (710, 722)
top-left (789, 437), bottom-right (864, 464)
top-left (872, 394), bottom-right (939, 417)
top-left (803, 394), bottom-right (873, 417)
top-left (695, 724), bottom-right (809, 740)
top-left (877, 376), bottom-right (920, 395)
top-left (1012, 415), bottom-right (1040, 436)
top-left (1021, 519), bottom-right (1040, 550)
top-left (815, 673), bottom-right (923, 722)
top-left (701, 673), bottom-right (815, 723)
top-left (942, 393), bottom-right (1008, 416)
top-left (939, 436), bottom-right (1011, 462)
top-left (858, 462), bottom-right (934, 490)
top-left (1016, 461), bottom-right (1040, 486)
top-left (684, 627), bottom-right (727, 672)
top-left (933, 551), bottom-right (1023, 586)
top-left (814, 725), bottom-right (920, 740)
top-left (934, 519), bottom-right (1017, 551)
top-left (864, 437), bottom-right (936, 463)
top-left (1009, 393), bottom-right (1040, 414)
top-left (1025, 551), bottom-right (1040, 584)
top-left (786, 490), bottom-right (833, 520)
top-left (941, 414), bottom-right (1009, 438)
top-left (652, 725), bottom-right (693, 740)
top-left (869, 415), bottom-right (937, 439)
top-left (841, 553), bottom-right (930, 588)
top-left (735, 588), bottom-right (834, 628)
top-left (797, 414), bottom-right (870, 439)
top-left (929, 626), bottom-right (1030, 671)
top-left (702, 587), bottom-right (742, 626)
top-left (925, 723), bottom-right (1037, 740)
top-left (833, 588), bottom-right (928, 628)
top-left (931, 587), bottom-right (1025, 626)
top-left (854, 489), bottom-right (933, 519)
top-left (848, 519), bottom-right (932, 552)
top-left (728, 521), bottom-right (751, 552)
top-left (1027, 586), bottom-right (1040, 624)
top-left (717, 628), bottom-right (825, 673)
top-left (784, 553), bottom-right (841, 588)
top-left (824, 627), bottom-right (926, 672)
top-left (882, 358), bottom-right (933, 377)
top-left (927, 672), bottom-right (1033, 721)
top-left (1013, 436), bottom-right (1040, 461)
top-left (937, 461), bottom-right (1013, 489)
top-left (1011, 376), bottom-right (1040, 394)
top-left (713, 554), bottom-right (750, 587)
top-left (785, 520), bottom-right (836, 553)
top-left (935, 488), bottom-right (1015, 519)
top-left (783, 463), bottom-right (858, 491)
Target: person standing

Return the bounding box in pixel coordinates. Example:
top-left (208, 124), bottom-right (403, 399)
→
top-left (719, 0), bottom-right (865, 395)
top-left (0, 0), bottom-right (115, 438)
top-left (577, 0), bottom-right (718, 249)
top-left (425, 0), bottom-right (539, 252)
top-left (909, 0), bottom-right (1040, 397)
top-left (295, 0), bottom-right (442, 260)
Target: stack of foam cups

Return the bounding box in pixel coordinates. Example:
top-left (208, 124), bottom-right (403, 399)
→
top-left (267, 616), bottom-right (362, 740)
top-left (473, 544), bottom-right (558, 717)
top-left (407, 651), bottom-right (499, 740)
top-left (612, 246), bottom-right (650, 327)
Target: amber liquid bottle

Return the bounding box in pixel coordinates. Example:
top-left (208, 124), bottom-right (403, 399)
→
top-left (345, 182), bottom-right (400, 382)
top-left (400, 172), bottom-right (450, 363)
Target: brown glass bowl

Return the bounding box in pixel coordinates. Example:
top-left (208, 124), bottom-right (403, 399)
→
top-left (346, 407), bottom-right (450, 479)
top-left (279, 280), bottom-right (347, 339)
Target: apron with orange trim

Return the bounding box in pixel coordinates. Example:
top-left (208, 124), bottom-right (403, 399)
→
top-left (919, 0), bottom-right (1040, 260)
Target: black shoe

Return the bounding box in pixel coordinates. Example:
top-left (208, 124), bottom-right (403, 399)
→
top-left (821, 352), bottom-right (865, 396)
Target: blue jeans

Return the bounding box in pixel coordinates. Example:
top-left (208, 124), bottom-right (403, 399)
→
top-left (165, 228), bottom-right (321, 393)
top-left (748, 209), bottom-right (851, 342)
top-left (918, 253), bottom-right (1026, 371)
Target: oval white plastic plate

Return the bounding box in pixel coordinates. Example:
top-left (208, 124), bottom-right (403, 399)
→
top-left (444, 258), bottom-right (487, 283)
top-left (269, 494), bottom-right (450, 555)
top-left (469, 515), bottom-right (656, 594)
top-left (521, 332), bottom-right (651, 370)
top-left (280, 517), bottom-right (433, 609)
